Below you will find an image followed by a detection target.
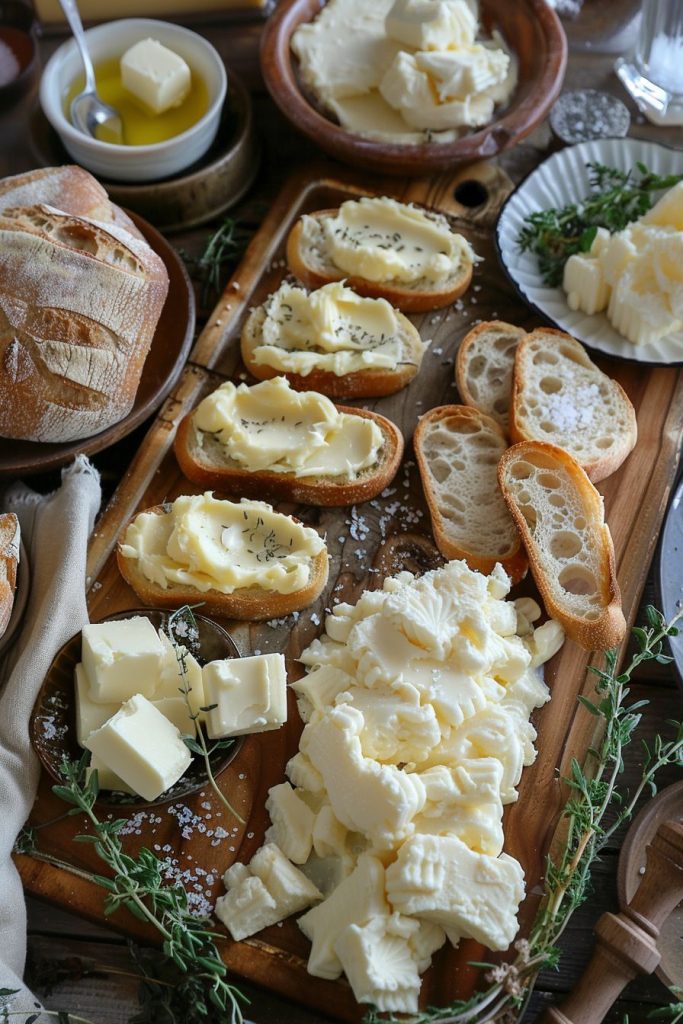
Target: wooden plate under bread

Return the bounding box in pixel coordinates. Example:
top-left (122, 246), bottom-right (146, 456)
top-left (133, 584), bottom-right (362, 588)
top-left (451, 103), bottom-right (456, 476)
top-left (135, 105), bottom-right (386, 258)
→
top-left (0, 210), bottom-right (195, 478)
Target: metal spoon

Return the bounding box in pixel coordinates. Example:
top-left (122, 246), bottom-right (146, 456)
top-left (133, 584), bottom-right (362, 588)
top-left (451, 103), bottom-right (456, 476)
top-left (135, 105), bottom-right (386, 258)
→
top-left (59, 0), bottom-right (123, 144)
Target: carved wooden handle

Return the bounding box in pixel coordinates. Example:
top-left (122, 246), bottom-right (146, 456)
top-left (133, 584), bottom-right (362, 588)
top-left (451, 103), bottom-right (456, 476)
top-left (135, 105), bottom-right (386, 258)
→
top-left (543, 821), bottom-right (683, 1024)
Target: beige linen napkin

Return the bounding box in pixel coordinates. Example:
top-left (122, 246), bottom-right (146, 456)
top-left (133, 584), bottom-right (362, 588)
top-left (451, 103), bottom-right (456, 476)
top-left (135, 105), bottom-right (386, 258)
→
top-left (0, 455), bottom-right (101, 1020)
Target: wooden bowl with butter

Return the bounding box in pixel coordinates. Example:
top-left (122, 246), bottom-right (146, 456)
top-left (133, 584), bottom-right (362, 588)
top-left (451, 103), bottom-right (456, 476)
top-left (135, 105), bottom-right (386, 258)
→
top-left (261, 0), bottom-right (567, 176)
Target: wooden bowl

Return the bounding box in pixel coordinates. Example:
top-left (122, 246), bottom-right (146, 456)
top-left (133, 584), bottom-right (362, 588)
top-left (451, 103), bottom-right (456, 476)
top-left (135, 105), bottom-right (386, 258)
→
top-left (30, 608), bottom-right (242, 809)
top-left (260, 0), bottom-right (568, 176)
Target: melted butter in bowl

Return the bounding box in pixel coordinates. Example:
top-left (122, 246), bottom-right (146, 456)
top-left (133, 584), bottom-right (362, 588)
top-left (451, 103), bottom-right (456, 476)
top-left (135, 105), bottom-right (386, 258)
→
top-left (64, 56), bottom-right (210, 146)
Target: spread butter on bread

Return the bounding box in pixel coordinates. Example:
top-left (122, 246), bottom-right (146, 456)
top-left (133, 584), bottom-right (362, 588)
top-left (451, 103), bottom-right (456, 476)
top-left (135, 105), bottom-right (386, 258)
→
top-left (174, 376), bottom-right (404, 506)
top-left (455, 320), bottom-right (526, 432)
top-left (415, 405), bottom-right (527, 583)
top-left (241, 280), bottom-right (426, 399)
top-left (286, 196), bottom-right (477, 312)
top-left (117, 493), bottom-right (329, 620)
top-left (498, 441), bottom-right (626, 651)
top-left (510, 329), bottom-right (637, 483)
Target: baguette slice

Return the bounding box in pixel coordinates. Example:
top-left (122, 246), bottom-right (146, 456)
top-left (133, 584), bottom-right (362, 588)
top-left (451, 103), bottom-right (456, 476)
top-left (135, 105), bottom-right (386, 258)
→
top-left (286, 207), bottom-right (473, 312)
top-left (414, 406), bottom-right (527, 583)
top-left (455, 321), bottom-right (526, 431)
top-left (510, 329), bottom-right (637, 482)
top-left (117, 504), bottom-right (329, 621)
top-left (175, 405), bottom-right (404, 507)
top-left (241, 300), bottom-right (425, 400)
top-left (0, 513), bottom-right (19, 639)
top-left (498, 441), bottom-right (626, 651)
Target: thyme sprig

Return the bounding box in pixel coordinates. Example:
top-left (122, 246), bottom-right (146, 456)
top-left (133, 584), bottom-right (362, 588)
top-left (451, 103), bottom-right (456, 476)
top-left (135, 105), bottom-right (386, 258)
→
top-left (180, 217), bottom-right (252, 309)
top-left (517, 161), bottom-right (683, 286)
top-left (364, 605), bottom-right (683, 1024)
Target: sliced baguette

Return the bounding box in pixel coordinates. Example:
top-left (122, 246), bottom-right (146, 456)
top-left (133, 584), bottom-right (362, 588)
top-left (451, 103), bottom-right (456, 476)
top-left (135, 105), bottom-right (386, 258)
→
top-left (0, 513), bottom-right (19, 639)
top-left (117, 504), bottom-right (329, 621)
top-left (414, 406), bottom-right (527, 583)
top-left (241, 300), bottom-right (425, 399)
top-left (510, 329), bottom-right (637, 483)
top-left (286, 207), bottom-right (473, 312)
top-left (455, 320), bottom-right (526, 432)
top-left (498, 441), bottom-right (626, 651)
top-left (175, 404), bottom-right (404, 507)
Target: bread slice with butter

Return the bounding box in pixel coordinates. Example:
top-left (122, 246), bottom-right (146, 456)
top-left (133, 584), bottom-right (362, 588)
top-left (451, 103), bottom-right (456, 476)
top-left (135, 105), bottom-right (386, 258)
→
top-left (117, 493), bottom-right (329, 620)
top-left (455, 320), bottom-right (526, 432)
top-left (414, 406), bottom-right (527, 583)
top-left (498, 441), bottom-right (626, 651)
top-left (241, 281), bottom-right (426, 399)
top-left (286, 196), bottom-right (476, 312)
top-left (174, 377), bottom-right (404, 506)
top-left (510, 329), bottom-right (637, 483)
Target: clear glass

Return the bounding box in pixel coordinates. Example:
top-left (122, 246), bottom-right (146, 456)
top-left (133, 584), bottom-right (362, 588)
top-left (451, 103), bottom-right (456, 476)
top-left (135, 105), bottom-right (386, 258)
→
top-left (616, 0), bottom-right (683, 125)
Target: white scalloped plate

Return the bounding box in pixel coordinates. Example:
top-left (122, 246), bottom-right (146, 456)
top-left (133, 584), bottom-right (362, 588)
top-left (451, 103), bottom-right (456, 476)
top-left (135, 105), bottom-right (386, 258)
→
top-left (496, 137), bottom-right (683, 365)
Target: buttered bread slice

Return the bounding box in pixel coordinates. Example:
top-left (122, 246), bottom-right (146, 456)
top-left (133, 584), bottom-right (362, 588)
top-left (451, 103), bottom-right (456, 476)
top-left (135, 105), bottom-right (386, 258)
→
top-left (415, 406), bottom-right (527, 583)
top-left (241, 280), bottom-right (426, 398)
top-left (510, 330), bottom-right (637, 483)
top-left (117, 493), bottom-right (329, 620)
top-left (286, 196), bottom-right (477, 312)
top-left (174, 377), bottom-right (404, 506)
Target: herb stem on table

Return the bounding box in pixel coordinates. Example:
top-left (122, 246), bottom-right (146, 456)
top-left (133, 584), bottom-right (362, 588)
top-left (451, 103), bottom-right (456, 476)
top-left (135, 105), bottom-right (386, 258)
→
top-left (180, 218), bottom-right (253, 310)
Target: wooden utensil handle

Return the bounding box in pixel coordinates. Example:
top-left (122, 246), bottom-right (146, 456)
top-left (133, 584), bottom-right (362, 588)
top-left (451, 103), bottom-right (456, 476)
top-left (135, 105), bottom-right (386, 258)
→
top-left (543, 821), bottom-right (683, 1024)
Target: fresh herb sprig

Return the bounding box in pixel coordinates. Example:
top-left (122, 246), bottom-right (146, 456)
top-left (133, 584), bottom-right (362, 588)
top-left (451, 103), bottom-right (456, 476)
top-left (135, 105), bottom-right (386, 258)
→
top-left (180, 217), bottom-right (253, 309)
top-left (364, 606), bottom-right (683, 1024)
top-left (517, 161), bottom-right (683, 286)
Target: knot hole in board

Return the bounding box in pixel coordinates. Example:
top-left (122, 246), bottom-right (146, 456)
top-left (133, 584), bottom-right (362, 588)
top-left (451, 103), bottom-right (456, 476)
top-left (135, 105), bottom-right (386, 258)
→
top-left (453, 179), bottom-right (489, 208)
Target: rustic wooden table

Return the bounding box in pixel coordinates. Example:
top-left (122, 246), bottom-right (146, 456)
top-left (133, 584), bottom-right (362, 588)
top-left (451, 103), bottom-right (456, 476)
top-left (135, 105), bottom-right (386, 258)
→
top-left (1, 4), bottom-right (682, 1022)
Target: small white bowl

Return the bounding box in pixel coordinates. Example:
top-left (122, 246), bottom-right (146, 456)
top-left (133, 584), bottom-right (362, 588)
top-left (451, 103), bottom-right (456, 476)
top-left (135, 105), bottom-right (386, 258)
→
top-left (39, 19), bottom-right (227, 183)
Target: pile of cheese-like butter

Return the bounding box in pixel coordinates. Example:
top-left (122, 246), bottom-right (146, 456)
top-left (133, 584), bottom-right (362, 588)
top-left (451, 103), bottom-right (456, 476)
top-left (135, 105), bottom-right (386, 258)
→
top-left (292, 0), bottom-right (517, 142)
top-left (563, 180), bottom-right (683, 346)
top-left (215, 560), bottom-right (563, 1012)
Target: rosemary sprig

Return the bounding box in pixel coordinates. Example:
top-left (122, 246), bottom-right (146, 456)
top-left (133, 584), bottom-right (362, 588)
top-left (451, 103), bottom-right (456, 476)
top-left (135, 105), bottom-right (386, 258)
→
top-left (165, 605), bottom-right (244, 825)
top-left (364, 605), bottom-right (683, 1024)
top-left (180, 218), bottom-right (252, 309)
top-left (517, 161), bottom-right (683, 286)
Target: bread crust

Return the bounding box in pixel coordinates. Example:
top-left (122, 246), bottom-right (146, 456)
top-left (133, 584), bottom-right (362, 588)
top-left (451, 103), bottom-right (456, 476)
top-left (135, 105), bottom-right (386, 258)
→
top-left (415, 405), bottom-right (527, 584)
top-left (286, 209), bottom-right (473, 312)
top-left (498, 441), bottom-right (626, 651)
top-left (0, 513), bottom-right (19, 640)
top-left (509, 328), bottom-right (637, 483)
top-left (116, 504), bottom-right (329, 621)
top-left (455, 320), bottom-right (526, 431)
top-left (174, 404), bottom-right (404, 507)
top-left (240, 301), bottom-right (424, 399)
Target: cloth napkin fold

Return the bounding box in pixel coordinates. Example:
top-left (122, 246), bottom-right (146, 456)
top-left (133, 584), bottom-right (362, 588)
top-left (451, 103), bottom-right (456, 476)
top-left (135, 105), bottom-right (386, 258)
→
top-left (0, 456), bottom-right (101, 1020)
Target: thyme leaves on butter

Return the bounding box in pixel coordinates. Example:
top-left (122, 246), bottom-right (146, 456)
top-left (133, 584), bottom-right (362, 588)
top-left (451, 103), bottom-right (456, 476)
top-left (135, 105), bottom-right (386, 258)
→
top-left (517, 161), bottom-right (683, 287)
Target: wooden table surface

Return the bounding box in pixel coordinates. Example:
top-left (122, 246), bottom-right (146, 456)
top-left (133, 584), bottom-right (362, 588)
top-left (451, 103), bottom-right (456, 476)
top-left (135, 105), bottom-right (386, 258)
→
top-left (1, 4), bottom-right (682, 1022)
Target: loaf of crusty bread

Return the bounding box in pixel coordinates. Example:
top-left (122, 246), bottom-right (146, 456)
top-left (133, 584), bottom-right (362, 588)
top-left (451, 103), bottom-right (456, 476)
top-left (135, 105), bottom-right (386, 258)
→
top-left (0, 203), bottom-right (169, 443)
top-left (0, 166), bottom-right (142, 239)
top-left (286, 207), bottom-right (474, 312)
top-left (0, 513), bottom-right (19, 640)
top-left (498, 441), bottom-right (626, 651)
top-left (414, 405), bottom-right (527, 583)
top-left (455, 320), bottom-right (526, 432)
top-left (510, 329), bottom-right (637, 483)
top-left (174, 404), bottom-right (404, 507)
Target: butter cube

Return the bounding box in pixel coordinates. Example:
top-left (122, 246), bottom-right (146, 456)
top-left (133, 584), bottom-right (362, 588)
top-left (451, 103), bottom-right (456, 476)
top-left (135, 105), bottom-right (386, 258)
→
top-left (152, 696), bottom-right (196, 736)
top-left (74, 663), bottom-right (119, 747)
top-left (82, 617), bottom-right (164, 704)
top-left (562, 254), bottom-right (609, 315)
top-left (121, 38), bottom-right (191, 116)
top-left (85, 693), bottom-right (191, 802)
top-left (157, 630), bottom-right (206, 717)
top-left (86, 753), bottom-right (135, 795)
top-left (202, 653), bottom-right (287, 739)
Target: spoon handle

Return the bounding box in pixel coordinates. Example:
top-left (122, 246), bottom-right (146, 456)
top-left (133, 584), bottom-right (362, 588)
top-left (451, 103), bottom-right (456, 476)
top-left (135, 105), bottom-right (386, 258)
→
top-left (58, 0), bottom-right (96, 92)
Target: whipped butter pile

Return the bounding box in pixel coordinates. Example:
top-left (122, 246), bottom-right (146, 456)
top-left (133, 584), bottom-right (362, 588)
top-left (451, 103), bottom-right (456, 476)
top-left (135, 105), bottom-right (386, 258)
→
top-left (119, 492), bottom-right (325, 595)
top-left (193, 377), bottom-right (383, 478)
top-left (292, 0), bottom-right (517, 143)
top-left (215, 560), bottom-right (565, 1012)
top-left (251, 280), bottom-right (411, 376)
top-left (563, 180), bottom-right (683, 346)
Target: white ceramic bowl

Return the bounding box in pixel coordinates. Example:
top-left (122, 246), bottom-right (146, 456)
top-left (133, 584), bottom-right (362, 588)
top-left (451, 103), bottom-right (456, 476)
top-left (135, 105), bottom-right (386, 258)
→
top-left (39, 19), bottom-right (227, 183)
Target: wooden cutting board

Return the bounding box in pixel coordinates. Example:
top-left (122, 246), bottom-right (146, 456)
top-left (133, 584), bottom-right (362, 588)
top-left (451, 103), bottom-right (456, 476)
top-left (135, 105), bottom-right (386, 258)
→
top-left (16, 163), bottom-right (683, 1022)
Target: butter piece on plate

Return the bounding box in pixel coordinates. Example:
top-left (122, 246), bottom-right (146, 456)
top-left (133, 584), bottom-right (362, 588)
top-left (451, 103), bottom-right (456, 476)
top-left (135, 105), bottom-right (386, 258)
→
top-left (121, 38), bottom-right (191, 116)
top-left (74, 662), bottom-right (119, 747)
top-left (202, 653), bottom-right (287, 739)
top-left (85, 693), bottom-right (191, 802)
top-left (81, 616), bottom-right (164, 704)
